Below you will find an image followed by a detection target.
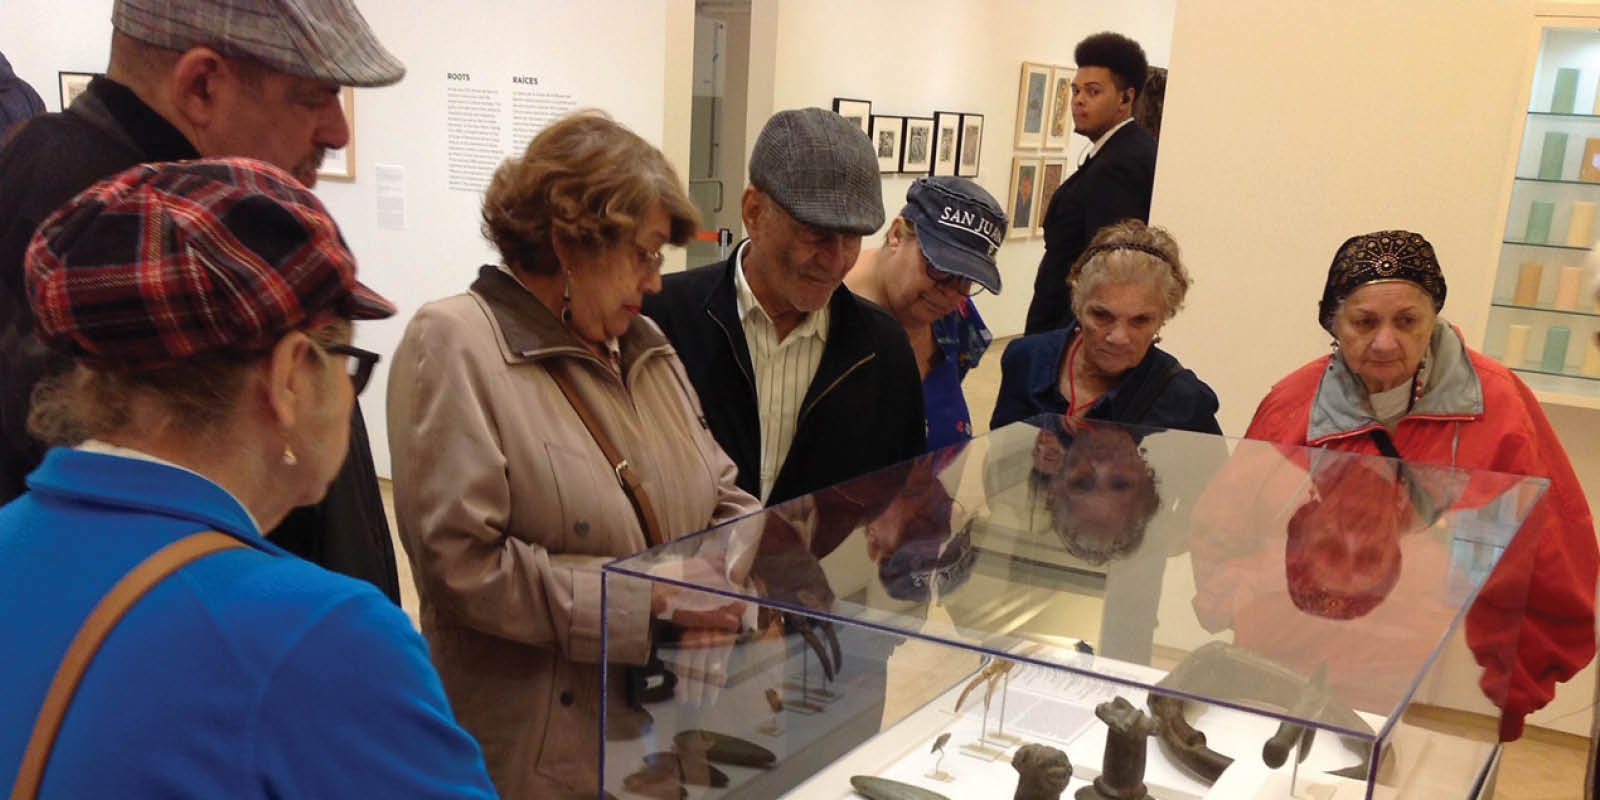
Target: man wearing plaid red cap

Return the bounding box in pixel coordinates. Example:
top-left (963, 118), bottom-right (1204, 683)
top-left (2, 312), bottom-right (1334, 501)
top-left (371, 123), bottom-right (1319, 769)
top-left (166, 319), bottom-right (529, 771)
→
top-left (0, 0), bottom-right (407, 601)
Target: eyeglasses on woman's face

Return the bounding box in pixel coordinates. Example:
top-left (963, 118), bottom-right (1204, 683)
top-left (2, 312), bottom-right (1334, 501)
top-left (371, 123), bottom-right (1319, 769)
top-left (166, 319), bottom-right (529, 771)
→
top-left (318, 342), bottom-right (381, 395)
top-left (923, 259), bottom-right (983, 297)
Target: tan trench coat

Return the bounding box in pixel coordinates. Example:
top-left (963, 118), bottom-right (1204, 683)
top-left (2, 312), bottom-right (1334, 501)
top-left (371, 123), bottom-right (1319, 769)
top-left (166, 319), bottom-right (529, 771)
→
top-left (387, 266), bottom-right (760, 799)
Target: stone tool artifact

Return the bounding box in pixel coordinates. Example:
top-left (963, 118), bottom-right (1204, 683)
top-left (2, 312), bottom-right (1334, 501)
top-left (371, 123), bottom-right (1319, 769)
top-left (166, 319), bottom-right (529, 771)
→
top-left (1012, 742), bottom-right (1073, 800)
top-left (850, 775), bottom-right (953, 800)
top-left (672, 729), bottom-right (777, 768)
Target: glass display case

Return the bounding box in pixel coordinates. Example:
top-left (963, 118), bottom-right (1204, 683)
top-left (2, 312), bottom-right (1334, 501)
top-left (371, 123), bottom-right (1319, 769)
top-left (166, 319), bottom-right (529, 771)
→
top-left (601, 417), bottom-right (1545, 800)
top-left (1487, 25), bottom-right (1600, 401)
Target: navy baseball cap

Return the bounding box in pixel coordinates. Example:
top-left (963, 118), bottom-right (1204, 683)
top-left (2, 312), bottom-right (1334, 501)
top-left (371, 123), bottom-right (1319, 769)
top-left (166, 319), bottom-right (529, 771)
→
top-left (901, 177), bottom-right (1006, 294)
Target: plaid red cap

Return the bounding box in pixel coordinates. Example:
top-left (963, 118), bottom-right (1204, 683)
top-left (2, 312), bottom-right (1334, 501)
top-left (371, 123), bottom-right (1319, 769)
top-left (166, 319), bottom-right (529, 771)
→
top-left (25, 157), bottom-right (394, 370)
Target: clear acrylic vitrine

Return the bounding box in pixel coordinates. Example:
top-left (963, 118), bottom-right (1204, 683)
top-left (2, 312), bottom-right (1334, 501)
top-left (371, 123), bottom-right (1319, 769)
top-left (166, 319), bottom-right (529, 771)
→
top-left (601, 416), bottom-right (1546, 800)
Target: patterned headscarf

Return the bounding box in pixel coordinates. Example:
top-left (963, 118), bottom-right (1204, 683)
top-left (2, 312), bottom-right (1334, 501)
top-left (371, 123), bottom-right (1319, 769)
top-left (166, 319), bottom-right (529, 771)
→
top-left (1318, 230), bottom-right (1447, 333)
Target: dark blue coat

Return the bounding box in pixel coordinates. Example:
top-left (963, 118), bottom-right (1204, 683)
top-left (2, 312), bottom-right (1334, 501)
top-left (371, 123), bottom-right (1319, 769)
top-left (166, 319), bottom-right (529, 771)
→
top-left (989, 323), bottom-right (1222, 435)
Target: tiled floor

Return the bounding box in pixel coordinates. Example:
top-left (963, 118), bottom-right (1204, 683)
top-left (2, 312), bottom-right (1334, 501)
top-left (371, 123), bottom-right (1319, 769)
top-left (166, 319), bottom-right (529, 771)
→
top-left (377, 334), bottom-right (1594, 798)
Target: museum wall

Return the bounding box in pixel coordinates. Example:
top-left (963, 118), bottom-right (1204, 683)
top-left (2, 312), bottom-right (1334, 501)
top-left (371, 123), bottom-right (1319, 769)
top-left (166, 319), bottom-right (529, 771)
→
top-left (748, 0), bottom-right (1178, 337)
top-left (1155, 0), bottom-right (1600, 735)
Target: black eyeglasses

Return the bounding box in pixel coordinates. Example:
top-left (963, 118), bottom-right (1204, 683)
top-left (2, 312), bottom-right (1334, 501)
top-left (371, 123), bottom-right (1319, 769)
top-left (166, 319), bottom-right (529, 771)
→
top-left (924, 260), bottom-right (983, 297)
top-left (320, 342), bottom-right (381, 396)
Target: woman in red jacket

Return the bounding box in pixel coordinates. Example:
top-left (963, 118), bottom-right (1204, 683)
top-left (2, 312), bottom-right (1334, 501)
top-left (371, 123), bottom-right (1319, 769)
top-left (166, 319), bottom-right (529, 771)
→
top-left (1243, 229), bottom-right (1596, 741)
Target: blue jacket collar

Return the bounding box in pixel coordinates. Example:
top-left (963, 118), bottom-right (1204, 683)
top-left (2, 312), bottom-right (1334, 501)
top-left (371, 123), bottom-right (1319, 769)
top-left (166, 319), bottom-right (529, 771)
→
top-left (27, 448), bottom-right (274, 549)
top-left (1024, 322), bottom-right (1180, 419)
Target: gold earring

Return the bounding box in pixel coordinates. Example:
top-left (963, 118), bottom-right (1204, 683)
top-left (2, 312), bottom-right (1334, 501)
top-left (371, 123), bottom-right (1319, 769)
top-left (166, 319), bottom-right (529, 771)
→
top-left (282, 445), bottom-right (298, 467)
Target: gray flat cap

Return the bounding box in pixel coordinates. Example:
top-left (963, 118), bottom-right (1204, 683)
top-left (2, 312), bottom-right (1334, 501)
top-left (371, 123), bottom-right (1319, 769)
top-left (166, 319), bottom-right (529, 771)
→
top-left (113, 0), bottom-right (405, 87)
top-left (749, 108), bottom-right (884, 235)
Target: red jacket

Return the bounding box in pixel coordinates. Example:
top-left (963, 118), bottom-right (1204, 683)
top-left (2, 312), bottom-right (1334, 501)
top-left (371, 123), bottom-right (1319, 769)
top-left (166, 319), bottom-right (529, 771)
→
top-left (1245, 324), bottom-right (1597, 740)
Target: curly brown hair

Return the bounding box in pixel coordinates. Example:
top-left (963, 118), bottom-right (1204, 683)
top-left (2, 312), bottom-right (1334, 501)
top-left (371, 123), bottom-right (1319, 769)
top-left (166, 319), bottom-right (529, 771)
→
top-left (482, 111), bottom-right (699, 274)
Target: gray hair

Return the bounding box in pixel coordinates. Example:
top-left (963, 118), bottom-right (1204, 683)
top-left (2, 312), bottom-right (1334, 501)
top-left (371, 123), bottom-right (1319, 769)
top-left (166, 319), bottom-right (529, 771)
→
top-left (1068, 220), bottom-right (1190, 322)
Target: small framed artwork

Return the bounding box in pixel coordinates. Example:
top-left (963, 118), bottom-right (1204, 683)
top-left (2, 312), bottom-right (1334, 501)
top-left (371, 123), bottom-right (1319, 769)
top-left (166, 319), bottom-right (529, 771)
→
top-left (870, 115), bottom-right (904, 173)
top-left (317, 87), bottom-right (356, 181)
top-left (1015, 62), bottom-right (1051, 149)
top-left (1044, 66), bottom-right (1074, 150)
top-left (956, 113), bottom-right (984, 177)
top-left (931, 111), bottom-right (961, 177)
top-left (1007, 157), bottom-right (1042, 239)
top-left (57, 71), bottom-right (96, 109)
top-left (901, 116), bottom-right (934, 174)
top-left (832, 97), bottom-right (872, 137)
top-left (1034, 158), bottom-right (1068, 235)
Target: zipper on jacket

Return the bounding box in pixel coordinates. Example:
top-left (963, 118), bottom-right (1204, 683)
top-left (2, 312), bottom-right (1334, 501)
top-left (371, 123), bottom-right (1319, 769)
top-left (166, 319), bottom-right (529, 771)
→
top-left (705, 306), bottom-right (757, 391)
top-left (798, 353), bottom-right (875, 424)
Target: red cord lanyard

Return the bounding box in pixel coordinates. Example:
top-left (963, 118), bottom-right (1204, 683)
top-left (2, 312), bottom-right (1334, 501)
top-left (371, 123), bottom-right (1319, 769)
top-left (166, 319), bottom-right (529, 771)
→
top-left (1065, 334), bottom-right (1094, 417)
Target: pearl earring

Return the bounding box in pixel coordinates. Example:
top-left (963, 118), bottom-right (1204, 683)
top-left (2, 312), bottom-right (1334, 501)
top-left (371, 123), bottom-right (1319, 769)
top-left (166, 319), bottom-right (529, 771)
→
top-left (282, 445), bottom-right (298, 467)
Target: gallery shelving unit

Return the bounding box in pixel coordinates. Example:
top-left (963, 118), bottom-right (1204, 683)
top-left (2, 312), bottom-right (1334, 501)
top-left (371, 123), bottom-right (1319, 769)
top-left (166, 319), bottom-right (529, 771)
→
top-left (1487, 24), bottom-right (1600, 408)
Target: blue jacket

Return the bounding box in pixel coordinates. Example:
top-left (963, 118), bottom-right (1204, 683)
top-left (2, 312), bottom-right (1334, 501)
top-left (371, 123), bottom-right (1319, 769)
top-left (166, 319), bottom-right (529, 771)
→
top-left (0, 449), bottom-right (495, 798)
top-left (990, 324), bottom-right (1223, 435)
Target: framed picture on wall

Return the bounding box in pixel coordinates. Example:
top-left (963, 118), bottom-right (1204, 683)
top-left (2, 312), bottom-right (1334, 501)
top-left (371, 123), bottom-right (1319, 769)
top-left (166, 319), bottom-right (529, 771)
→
top-left (931, 111), bottom-right (961, 177)
top-left (901, 116), bottom-right (934, 173)
top-left (317, 87), bottom-right (356, 181)
top-left (1034, 157), bottom-right (1068, 235)
top-left (832, 97), bottom-right (872, 136)
top-left (1007, 156), bottom-right (1042, 239)
top-left (1014, 62), bottom-right (1051, 149)
top-left (956, 113), bottom-right (984, 177)
top-left (1044, 66), bottom-right (1074, 150)
top-left (870, 115), bottom-right (904, 173)
top-left (57, 71), bottom-right (96, 109)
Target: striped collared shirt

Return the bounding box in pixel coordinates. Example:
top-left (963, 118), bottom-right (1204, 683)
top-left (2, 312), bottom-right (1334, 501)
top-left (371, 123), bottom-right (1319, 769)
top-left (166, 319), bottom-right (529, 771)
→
top-left (733, 241), bottom-right (830, 502)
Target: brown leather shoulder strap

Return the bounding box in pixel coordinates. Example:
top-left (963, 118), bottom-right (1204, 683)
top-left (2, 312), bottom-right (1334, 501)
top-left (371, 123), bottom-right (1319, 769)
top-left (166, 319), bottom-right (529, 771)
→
top-left (546, 363), bottom-right (667, 548)
top-left (11, 530), bottom-right (245, 800)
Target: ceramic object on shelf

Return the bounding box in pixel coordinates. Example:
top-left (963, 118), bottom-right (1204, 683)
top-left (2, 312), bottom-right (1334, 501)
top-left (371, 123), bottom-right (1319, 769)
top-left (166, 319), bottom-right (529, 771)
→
top-left (1553, 67), bottom-right (1580, 113)
top-left (1506, 323), bottom-right (1532, 367)
top-left (1514, 261), bottom-right (1543, 306)
top-left (1543, 326), bottom-right (1572, 372)
top-left (1555, 266), bottom-right (1583, 310)
top-left (1539, 131), bottom-right (1569, 179)
top-left (1527, 201), bottom-right (1555, 243)
top-left (1582, 338), bottom-right (1600, 377)
top-left (1567, 202), bottom-right (1596, 246)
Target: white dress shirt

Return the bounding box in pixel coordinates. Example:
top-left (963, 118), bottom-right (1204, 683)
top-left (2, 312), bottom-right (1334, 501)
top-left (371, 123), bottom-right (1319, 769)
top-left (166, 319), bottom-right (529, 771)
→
top-left (732, 241), bottom-right (830, 501)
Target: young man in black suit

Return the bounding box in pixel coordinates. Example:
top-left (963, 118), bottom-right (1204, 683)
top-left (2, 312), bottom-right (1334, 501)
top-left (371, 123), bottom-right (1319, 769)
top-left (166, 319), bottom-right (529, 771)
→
top-left (1024, 32), bottom-right (1159, 335)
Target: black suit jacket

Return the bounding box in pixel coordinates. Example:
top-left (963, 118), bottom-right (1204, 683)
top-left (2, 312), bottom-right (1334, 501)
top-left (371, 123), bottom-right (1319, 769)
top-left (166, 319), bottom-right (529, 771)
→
top-left (1024, 120), bottom-right (1158, 334)
top-left (642, 249), bottom-right (926, 506)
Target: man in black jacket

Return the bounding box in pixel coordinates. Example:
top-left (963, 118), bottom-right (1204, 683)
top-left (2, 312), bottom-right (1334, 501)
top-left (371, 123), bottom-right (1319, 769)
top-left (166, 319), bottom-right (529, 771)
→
top-left (0, 0), bottom-right (405, 603)
top-left (644, 107), bottom-right (925, 507)
top-left (1024, 32), bottom-right (1159, 334)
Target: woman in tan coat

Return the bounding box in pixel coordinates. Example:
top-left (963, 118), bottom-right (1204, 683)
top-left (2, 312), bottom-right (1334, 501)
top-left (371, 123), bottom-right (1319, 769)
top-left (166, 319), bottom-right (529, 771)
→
top-left (387, 112), bottom-right (761, 799)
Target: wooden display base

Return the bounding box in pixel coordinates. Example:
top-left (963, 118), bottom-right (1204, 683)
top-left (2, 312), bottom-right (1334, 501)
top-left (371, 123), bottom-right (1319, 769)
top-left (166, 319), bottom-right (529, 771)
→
top-left (959, 740), bottom-right (1006, 761)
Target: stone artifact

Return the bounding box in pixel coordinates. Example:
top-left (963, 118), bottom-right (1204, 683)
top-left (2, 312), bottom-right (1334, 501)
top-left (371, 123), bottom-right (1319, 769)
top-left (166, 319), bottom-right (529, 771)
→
top-left (764, 687), bottom-right (785, 712)
top-left (1012, 742), bottom-right (1073, 800)
top-left (622, 757), bottom-right (686, 800)
top-left (850, 775), bottom-right (953, 800)
top-left (644, 752), bottom-right (728, 788)
top-left (1075, 696), bottom-right (1155, 800)
top-left (1147, 642), bottom-right (1381, 784)
top-left (672, 729), bottom-right (777, 768)
top-left (931, 733), bottom-right (951, 754)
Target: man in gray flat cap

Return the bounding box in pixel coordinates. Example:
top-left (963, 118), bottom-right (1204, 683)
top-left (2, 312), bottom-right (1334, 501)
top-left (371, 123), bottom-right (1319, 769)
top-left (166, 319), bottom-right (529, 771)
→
top-left (644, 107), bottom-right (925, 507)
top-left (0, 0), bottom-right (406, 602)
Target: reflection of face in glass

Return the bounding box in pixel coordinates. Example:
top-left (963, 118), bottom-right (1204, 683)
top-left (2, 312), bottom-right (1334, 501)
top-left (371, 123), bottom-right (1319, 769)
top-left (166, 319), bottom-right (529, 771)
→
top-left (1048, 426), bottom-right (1159, 564)
top-left (1284, 459), bottom-right (1415, 619)
top-left (861, 460), bottom-right (974, 602)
